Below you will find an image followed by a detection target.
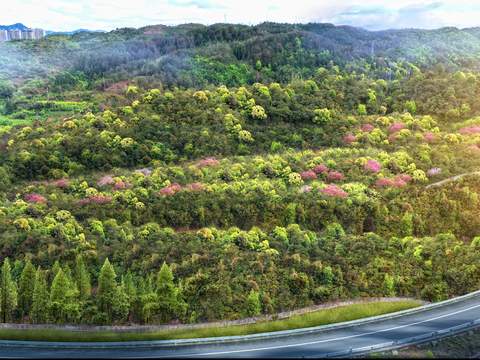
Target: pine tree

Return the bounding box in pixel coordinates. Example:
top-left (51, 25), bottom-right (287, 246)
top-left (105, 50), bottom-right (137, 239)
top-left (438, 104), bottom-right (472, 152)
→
top-left (49, 268), bottom-right (69, 323)
top-left (18, 260), bottom-right (36, 317)
top-left (0, 258), bottom-right (17, 323)
top-left (122, 272), bottom-right (137, 321)
top-left (74, 255), bottom-right (91, 301)
top-left (97, 258), bottom-right (117, 322)
top-left (112, 282), bottom-right (130, 323)
top-left (30, 267), bottom-right (49, 324)
top-left (49, 268), bottom-right (80, 324)
top-left (50, 260), bottom-right (61, 284)
top-left (156, 262), bottom-right (185, 323)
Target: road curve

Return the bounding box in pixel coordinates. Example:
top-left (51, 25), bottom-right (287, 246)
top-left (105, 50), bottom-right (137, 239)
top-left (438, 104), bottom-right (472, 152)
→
top-left (0, 291), bottom-right (479, 358)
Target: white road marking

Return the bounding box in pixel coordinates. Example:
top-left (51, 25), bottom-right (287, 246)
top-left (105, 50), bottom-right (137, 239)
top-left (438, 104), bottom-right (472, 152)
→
top-left (163, 304), bottom-right (480, 357)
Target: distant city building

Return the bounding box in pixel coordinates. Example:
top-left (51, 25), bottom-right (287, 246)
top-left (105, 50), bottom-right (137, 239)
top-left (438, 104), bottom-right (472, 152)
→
top-left (0, 27), bottom-right (45, 41)
top-left (9, 29), bottom-right (22, 40)
top-left (33, 28), bottom-right (45, 39)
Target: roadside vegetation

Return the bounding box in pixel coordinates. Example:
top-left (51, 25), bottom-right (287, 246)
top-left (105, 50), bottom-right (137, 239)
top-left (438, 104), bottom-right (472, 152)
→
top-left (0, 300), bottom-right (420, 342)
top-left (371, 327), bottom-right (480, 358)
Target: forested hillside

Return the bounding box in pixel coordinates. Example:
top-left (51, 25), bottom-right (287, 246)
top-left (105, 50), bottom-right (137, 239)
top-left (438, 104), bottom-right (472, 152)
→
top-left (0, 22), bottom-right (479, 326)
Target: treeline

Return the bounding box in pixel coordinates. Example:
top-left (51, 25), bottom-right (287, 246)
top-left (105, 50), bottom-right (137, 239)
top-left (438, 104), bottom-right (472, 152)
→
top-left (3, 22), bottom-right (480, 89)
top-left (1, 256), bottom-right (188, 325)
top-left (1, 224), bottom-right (479, 325)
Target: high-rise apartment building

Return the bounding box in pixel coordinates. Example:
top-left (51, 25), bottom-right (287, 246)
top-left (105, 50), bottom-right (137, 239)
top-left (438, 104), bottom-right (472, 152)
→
top-left (0, 30), bottom-right (8, 41)
top-left (0, 27), bottom-right (45, 41)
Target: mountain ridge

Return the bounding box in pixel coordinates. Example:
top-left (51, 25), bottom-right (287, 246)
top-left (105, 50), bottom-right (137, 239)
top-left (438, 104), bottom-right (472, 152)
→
top-left (0, 23), bottom-right (28, 31)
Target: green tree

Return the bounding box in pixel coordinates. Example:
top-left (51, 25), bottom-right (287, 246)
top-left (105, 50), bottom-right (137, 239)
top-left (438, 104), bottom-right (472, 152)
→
top-left (0, 258), bottom-right (17, 323)
top-left (405, 100), bottom-right (417, 114)
top-left (156, 262), bottom-right (186, 323)
top-left (30, 268), bottom-right (49, 324)
top-left (113, 282), bottom-right (130, 323)
top-left (245, 289), bottom-right (261, 317)
top-left (49, 268), bottom-right (80, 323)
top-left (74, 255), bottom-right (91, 301)
top-left (97, 258), bottom-right (117, 322)
top-left (123, 273), bottom-right (137, 321)
top-left (358, 103), bottom-right (367, 115)
top-left (18, 260), bottom-right (36, 317)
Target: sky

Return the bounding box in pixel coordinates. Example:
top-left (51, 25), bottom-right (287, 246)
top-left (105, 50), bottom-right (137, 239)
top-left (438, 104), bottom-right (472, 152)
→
top-left (2, 0), bottom-right (480, 32)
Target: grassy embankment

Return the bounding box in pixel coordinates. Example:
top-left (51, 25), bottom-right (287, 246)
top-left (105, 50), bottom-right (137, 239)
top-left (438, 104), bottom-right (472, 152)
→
top-left (0, 300), bottom-right (421, 342)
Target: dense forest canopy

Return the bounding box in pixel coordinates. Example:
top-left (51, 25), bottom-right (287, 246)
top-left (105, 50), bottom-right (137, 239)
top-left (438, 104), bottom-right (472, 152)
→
top-left (0, 22), bottom-right (479, 326)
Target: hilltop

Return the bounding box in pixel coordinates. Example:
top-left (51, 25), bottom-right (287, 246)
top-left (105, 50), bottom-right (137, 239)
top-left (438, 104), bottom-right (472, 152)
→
top-left (0, 23), bottom-right (28, 31)
top-left (2, 22), bottom-right (480, 86)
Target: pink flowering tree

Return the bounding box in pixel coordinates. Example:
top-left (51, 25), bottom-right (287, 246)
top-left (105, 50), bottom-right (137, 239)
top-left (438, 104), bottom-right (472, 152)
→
top-left (388, 122), bottom-right (406, 134)
top-left (24, 193), bottom-right (47, 204)
top-left (459, 126), bottom-right (480, 135)
top-left (320, 184), bottom-right (348, 198)
top-left (343, 134), bottom-right (356, 144)
top-left (361, 123), bottom-right (375, 133)
top-left (97, 175), bottom-right (115, 187)
top-left (327, 171), bottom-right (345, 181)
top-left (113, 180), bottom-right (131, 190)
top-left (376, 174), bottom-right (412, 188)
top-left (299, 185), bottom-right (313, 193)
top-left (423, 132), bottom-right (437, 142)
top-left (78, 195), bottom-right (113, 205)
top-left (159, 183), bottom-right (182, 196)
top-left (312, 164), bottom-right (329, 174)
top-left (51, 178), bottom-right (70, 188)
top-left (186, 182), bottom-right (205, 192)
top-left (364, 159), bottom-right (381, 173)
top-left (300, 170), bottom-right (317, 181)
top-left (196, 157), bottom-right (220, 168)
top-left (375, 178), bottom-right (395, 187)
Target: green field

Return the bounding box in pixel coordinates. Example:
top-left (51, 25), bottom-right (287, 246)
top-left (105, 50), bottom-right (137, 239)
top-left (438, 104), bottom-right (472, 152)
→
top-left (0, 300), bottom-right (421, 342)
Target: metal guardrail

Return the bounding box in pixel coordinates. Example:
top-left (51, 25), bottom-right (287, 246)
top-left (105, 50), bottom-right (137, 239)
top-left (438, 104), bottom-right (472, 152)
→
top-left (327, 318), bottom-right (480, 358)
top-left (0, 290), bottom-right (478, 349)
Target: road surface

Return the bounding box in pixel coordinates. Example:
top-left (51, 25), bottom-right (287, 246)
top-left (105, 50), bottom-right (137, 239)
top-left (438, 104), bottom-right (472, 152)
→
top-left (0, 292), bottom-right (479, 358)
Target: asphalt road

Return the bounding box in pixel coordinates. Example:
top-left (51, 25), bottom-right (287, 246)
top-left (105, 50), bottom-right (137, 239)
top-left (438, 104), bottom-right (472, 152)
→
top-left (0, 293), bottom-right (479, 358)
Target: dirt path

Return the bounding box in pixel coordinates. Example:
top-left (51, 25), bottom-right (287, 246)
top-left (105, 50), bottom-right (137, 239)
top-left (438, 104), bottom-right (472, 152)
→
top-left (425, 171), bottom-right (480, 189)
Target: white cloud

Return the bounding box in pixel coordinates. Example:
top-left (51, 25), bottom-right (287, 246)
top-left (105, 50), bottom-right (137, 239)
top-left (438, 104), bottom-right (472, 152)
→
top-left (1, 0), bottom-right (479, 32)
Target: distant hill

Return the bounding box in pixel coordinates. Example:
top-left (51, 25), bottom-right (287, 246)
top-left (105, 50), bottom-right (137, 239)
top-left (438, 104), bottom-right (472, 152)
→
top-left (46, 29), bottom-right (106, 36)
top-left (0, 23), bottom-right (29, 31)
top-left (3, 21), bottom-right (480, 85)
